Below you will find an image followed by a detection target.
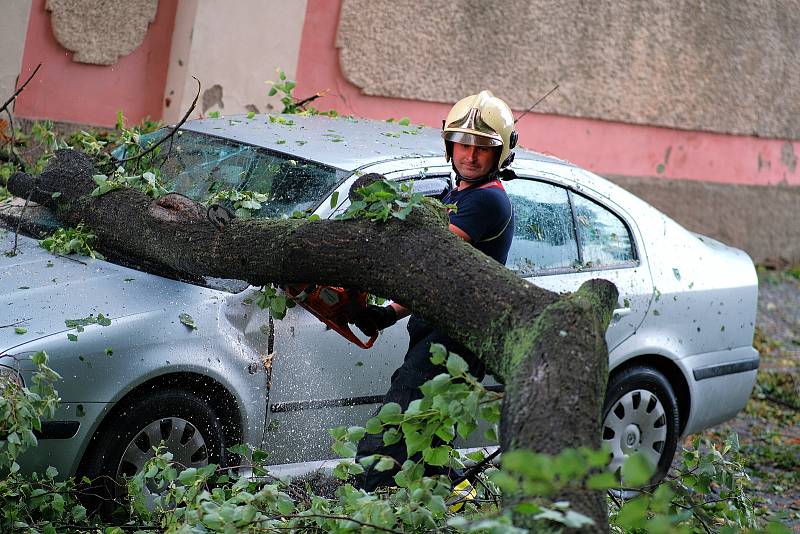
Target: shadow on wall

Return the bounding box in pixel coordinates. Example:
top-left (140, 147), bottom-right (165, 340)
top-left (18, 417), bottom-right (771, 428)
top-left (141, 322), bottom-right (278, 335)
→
top-left (607, 176), bottom-right (800, 265)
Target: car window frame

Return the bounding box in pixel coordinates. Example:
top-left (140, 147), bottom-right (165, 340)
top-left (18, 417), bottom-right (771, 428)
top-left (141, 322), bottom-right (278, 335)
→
top-left (503, 174), bottom-right (641, 277)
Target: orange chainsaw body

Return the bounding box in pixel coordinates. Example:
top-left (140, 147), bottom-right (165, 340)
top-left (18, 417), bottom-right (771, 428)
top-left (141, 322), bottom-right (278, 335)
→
top-left (283, 284), bottom-right (378, 349)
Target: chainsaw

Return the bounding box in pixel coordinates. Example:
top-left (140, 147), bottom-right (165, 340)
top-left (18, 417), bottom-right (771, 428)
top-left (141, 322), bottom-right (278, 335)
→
top-left (282, 284), bottom-right (378, 349)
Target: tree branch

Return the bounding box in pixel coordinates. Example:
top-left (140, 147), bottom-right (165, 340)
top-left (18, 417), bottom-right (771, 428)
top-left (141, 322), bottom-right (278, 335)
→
top-left (0, 63), bottom-right (41, 115)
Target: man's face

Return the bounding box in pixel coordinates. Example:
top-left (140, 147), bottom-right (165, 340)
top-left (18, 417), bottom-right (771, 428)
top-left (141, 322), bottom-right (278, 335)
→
top-left (452, 142), bottom-right (499, 180)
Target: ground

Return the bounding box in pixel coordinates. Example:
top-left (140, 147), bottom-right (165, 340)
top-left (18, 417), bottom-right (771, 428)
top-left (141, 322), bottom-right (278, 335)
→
top-left (680, 266), bottom-right (800, 529)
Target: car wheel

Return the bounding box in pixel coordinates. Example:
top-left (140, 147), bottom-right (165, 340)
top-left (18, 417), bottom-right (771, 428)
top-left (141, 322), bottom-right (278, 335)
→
top-left (602, 366), bottom-right (680, 484)
top-left (80, 388), bottom-right (230, 512)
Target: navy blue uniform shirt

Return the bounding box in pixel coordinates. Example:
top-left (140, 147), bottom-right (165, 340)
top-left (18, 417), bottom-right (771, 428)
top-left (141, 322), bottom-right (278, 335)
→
top-left (442, 180), bottom-right (514, 264)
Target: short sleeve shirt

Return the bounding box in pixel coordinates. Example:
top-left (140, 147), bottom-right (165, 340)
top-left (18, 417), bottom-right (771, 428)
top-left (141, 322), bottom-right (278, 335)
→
top-left (443, 182), bottom-right (514, 264)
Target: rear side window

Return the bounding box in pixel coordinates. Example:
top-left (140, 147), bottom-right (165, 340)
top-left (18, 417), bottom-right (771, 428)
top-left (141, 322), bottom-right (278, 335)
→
top-left (505, 178), bottom-right (636, 275)
top-left (572, 193), bottom-right (635, 267)
top-left (506, 181), bottom-right (579, 275)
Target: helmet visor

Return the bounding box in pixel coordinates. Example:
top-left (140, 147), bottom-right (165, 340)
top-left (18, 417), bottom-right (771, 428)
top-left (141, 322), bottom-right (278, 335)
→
top-left (443, 107), bottom-right (503, 146)
top-left (443, 131), bottom-right (502, 147)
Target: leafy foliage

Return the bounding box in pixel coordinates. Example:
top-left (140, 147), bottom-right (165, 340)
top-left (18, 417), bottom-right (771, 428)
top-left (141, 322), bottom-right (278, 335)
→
top-left (0, 352), bottom-right (60, 473)
top-left (91, 166), bottom-right (167, 199)
top-left (339, 178), bottom-right (453, 223)
top-left (251, 285), bottom-right (295, 320)
top-left (267, 68), bottom-right (338, 116)
top-left (40, 223), bottom-right (103, 259)
top-left (0, 341), bottom-right (791, 532)
top-left (204, 189), bottom-right (270, 219)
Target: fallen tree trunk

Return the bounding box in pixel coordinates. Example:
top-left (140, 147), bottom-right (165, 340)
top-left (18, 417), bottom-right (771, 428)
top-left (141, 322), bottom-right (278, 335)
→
top-left (8, 149), bottom-right (618, 530)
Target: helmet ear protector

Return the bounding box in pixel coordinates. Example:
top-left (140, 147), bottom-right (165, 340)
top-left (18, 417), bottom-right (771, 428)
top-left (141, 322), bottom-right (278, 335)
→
top-left (509, 130), bottom-right (518, 149)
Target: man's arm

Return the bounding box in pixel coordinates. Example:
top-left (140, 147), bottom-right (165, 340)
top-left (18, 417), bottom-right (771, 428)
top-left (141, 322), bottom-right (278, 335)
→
top-left (449, 223), bottom-right (471, 242)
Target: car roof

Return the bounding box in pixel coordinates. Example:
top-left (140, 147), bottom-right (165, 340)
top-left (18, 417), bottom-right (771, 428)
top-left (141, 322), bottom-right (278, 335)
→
top-left (180, 113), bottom-right (570, 172)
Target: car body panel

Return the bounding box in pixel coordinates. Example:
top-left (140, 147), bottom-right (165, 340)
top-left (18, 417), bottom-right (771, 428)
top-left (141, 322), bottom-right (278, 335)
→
top-left (1, 232), bottom-right (271, 475)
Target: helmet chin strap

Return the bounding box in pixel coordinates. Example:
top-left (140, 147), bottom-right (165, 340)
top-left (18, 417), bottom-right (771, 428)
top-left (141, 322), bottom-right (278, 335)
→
top-left (453, 164), bottom-right (498, 187)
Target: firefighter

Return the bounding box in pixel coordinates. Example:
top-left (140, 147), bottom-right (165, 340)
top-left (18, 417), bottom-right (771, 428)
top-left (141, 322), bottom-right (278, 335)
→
top-left (352, 91), bottom-right (517, 491)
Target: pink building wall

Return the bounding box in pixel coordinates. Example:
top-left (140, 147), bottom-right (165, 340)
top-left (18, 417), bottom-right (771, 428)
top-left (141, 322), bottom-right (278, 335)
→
top-left (14, 0), bottom-right (177, 128)
top-left (296, 0), bottom-right (799, 187)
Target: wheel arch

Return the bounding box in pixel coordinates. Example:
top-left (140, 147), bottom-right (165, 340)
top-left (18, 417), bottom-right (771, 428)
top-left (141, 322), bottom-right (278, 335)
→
top-left (609, 354), bottom-right (691, 435)
top-left (76, 371), bottom-right (243, 474)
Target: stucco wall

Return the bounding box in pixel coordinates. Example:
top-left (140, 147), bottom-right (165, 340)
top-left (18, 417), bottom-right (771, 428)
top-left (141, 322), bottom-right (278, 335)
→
top-left (165, 0), bottom-right (308, 122)
top-left (14, 0), bottom-right (176, 127)
top-left (0, 1), bottom-right (32, 105)
top-left (336, 0), bottom-right (800, 140)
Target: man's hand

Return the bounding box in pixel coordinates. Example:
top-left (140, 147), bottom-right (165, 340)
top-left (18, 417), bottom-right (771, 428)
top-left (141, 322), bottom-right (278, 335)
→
top-left (352, 304), bottom-right (398, 337)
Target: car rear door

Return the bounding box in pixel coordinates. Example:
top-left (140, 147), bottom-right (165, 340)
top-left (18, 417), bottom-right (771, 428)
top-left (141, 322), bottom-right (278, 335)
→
top-left (503, 176), bottom-right (653, 351)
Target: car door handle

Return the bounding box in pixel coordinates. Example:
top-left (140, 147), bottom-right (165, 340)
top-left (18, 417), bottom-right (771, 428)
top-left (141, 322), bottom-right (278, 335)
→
top-left (612, 307), bottom-right (631, 321)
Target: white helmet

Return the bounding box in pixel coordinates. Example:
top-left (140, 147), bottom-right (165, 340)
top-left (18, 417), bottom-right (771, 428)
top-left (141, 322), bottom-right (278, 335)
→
top-left (442, 90), bottom-right (518, 171)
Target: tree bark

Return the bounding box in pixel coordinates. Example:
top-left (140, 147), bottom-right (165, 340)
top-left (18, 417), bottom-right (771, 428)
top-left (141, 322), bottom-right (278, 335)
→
top-left (8, 149), bottom-right (618, 530)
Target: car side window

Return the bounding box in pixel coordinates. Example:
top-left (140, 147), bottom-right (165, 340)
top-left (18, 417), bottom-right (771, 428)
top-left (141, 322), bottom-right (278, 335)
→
top-left (572, 193), bottom-right (635, 266)
top-left (505, 180), bottom-right (579, 275)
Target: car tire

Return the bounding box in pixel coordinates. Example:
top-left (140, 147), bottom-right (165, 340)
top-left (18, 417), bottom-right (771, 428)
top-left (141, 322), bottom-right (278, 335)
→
top-left (79, 388), bottom-right (230, 513)
top-left (602, 366), bottom-right (680, 485)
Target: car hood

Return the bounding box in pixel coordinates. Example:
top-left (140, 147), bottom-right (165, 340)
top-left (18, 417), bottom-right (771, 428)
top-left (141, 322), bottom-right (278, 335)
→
top-left (1, 232), bottom-right (221, 354)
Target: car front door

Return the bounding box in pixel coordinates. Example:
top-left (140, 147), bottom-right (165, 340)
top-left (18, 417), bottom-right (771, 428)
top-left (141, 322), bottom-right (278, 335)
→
top-left (263, 166), bottom-right (451, 466)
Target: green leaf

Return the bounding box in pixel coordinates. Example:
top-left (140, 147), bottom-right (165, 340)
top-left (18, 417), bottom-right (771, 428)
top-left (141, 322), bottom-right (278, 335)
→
top-left (586, 471), bottom-right (617, 489)
top-left (466, 450), bottom-right (486, 462)
top-left (615, 495), bottom-right (650, 529)
top-left (398, 117), bottom-right (410, 126)
top-left (179, 313), bottom-right (197, 330)
top-left (378, 402), bottom-right (403, 423)
top-left (45, 465), bottom-right (58, 479)
top-left (14, 327), bottom-right (26, 334)
top-left (383, 427), bottom-right (402, 446)
top-left (621, 452), bottom-right (655, 487)
top-left (330, 190), bottom-right (339, 209)
top-left (70, 504), bottom-right (87, 521)
top-left (365, 417), bottom-right (383, 434)
top-left (514, 502), bottom-right (543, 515)
top-left (246, 111), bottom-right (256, 119)
top-left (276, 496), bottom-right (294, 515)
top-left (422, 445), bottom-right (450, 466)
top-left (446, 353), bottom-right (468, 376)
top-left (67, 333), bottom-right (78, 342)
top-left (429, 343), bottom-right (447, 365)
top-left (332, 440), bottom-right (357, 458)
top-left (346, 425), bottom-right (366, 442)
top-left (375, 456), bottom-right (395, 472)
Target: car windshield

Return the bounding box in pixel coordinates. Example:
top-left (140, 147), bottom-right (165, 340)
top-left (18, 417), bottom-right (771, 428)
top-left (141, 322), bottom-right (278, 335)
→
top-left (127, 130), bottom-right (347, 218)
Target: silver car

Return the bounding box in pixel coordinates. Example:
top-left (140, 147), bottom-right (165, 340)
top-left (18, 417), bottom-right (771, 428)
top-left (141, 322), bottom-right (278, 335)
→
top-left (0, 114), bottom-right (759, 490)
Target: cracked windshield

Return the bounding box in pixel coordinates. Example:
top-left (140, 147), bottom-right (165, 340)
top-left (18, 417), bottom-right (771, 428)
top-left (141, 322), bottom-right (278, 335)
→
top-left (156, 130), bottom-right (344, 218)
